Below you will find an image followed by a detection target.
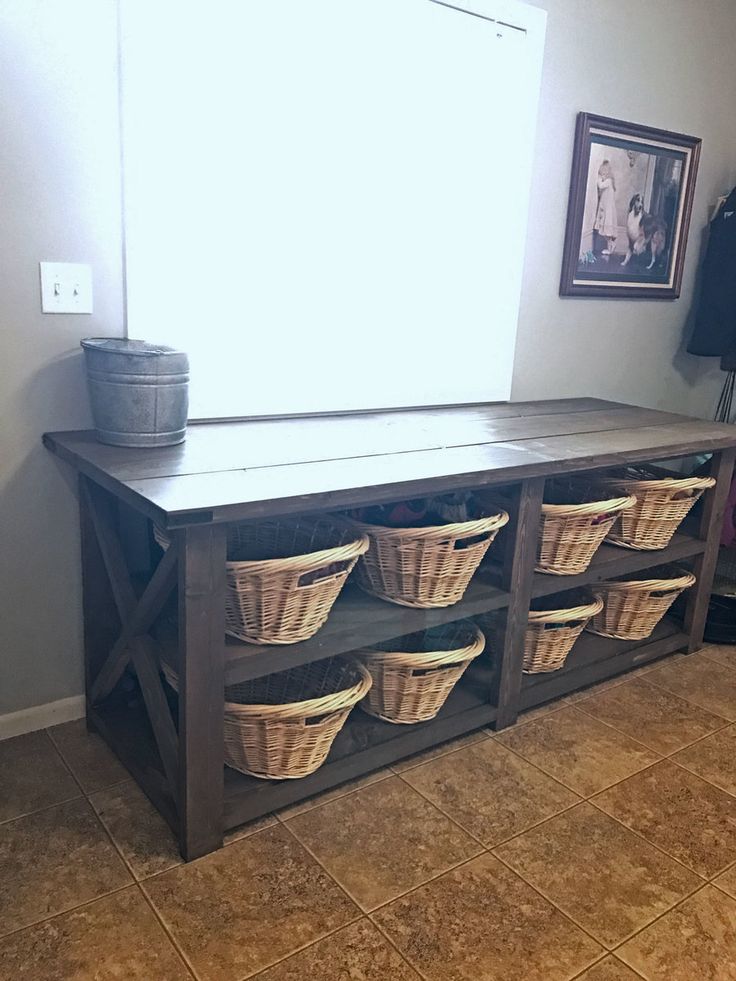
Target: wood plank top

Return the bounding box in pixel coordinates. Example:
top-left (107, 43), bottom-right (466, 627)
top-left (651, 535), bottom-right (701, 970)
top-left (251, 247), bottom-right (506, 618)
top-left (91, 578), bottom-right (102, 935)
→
top-left (43, 398), bottom-right (736, 524)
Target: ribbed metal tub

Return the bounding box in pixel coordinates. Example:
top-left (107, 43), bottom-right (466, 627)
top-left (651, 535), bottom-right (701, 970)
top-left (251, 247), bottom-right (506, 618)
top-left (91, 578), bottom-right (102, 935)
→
top-left (81, 338), bottom-right (189, 447)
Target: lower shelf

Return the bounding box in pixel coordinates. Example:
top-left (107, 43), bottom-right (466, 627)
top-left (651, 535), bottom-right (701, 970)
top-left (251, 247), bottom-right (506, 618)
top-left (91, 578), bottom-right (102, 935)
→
top-left (89, 618), bottom-right (690, 843)
top-left (224, 663), bottom-right (497, 827)
top-left (519, 617), bottom-right (688, 709)
top-left (89, 663), bottom-right (497, 837)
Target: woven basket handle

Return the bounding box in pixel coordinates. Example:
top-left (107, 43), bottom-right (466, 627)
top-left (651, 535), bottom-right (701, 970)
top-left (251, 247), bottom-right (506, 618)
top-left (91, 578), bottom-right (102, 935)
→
top-left (303, 708), bottom-right (346, 727)
top-left (409, 661), bottom-right (467, 677)
top-left (296, 558), bottom-right (355, 588)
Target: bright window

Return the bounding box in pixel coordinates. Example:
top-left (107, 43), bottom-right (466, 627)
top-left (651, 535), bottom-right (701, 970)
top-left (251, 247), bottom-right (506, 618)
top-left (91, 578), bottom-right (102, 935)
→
top-left (121, 0), bottom-right (546, 418)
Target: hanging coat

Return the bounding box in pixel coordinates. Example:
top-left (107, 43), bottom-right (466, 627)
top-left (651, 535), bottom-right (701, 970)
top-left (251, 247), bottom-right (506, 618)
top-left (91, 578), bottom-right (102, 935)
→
top-left (688, 185), bottom-right (736, 357)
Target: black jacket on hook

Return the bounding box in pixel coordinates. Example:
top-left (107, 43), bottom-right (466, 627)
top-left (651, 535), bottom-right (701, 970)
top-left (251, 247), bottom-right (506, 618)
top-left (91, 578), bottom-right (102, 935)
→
top-left (688, 185), bottom-right (736, 358)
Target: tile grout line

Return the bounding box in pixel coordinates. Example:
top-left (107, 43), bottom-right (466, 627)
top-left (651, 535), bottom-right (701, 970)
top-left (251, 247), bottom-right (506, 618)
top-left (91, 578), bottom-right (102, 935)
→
top-left (242, 912), bottom-right (423, 981)
top-left (0, 794), bottom-right (143, 942)
top-left (488, 848), bottom-right (612, 960)
top-left (138, 855), bottom-right (363, 981)
top-left (364, 912), bottom-right (431, 981)
top-left (41, 726), bottom-right (90, 795)
top-left (45, 721), bottom-right (133, 797)
top-left (395, 764), bottom-right (584, 854)
top-left (666, 751), bottom-right (736, 801)
top-left (562, 703), bottom-right (667, 756)
top-left (281, 807), bottom-right (482, 917)
top-left (280, 749), bottom-right (604, 950)
top-left (140, 866), bottom-right (356, 981)
top-left (697, 647), bottom-right (736, 671)
top-left (272, 770), bottom-right (395, 822)
top-left (278, 818), bottom-right (371, 913)
top-left (139, 821), bottom-right (276, 885)
top-left (58, 781), bottom-right (200, 980)
top-left (568, 953), bottom-right (647, 981)
top-left (710, 878), bottom-right (736, 904)
top-left (608, 880), bottom-right (726, 967)
top-left (571, 684), bottom-right (733, 756)
top-left (493, 725), bottom-right (665, 801)
top-left (585, 795), bottom-right (712, 883)
top-left (388, 730), bottom-right (493, 774)
top-left (519, 686), bottom-right (736, 807)
top-left (491, 842), bottom-right (701, 959)
top-left (663, 719), bottom-right (736, 760)
top-left (366, 852), bottom-right (483, 914)
top-left (135, 884), bottom-right (201, 981)
top-left (391, 774), bottom-right (494, 851)
top-left (638, 657), bottom-right (736, 720)
top-left (0, 727), bottom-right (89, 828)
top-left (0, 790), bottom-right (85, 829)
top-left (483, 786), bottom-right (709, 946)
top-left (0, 881), bottom-right (134, 945)
top-left (240, 913), bottom-right (366, 980)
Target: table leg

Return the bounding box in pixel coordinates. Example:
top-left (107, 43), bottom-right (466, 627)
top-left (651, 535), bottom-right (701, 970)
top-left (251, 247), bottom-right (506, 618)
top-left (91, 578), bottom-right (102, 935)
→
top-left (494, 476), bottom-right (545, 729)
top-left (684, 447), bottom-right (736, 652)
top-left (176, 523), bottom-right (228, 860)
top-left (79, 475), bottom-right (121, 727)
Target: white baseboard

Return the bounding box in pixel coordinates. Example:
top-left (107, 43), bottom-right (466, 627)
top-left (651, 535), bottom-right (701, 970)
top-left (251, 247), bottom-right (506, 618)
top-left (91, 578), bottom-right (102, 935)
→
top-left (0, 695), bottom-right (86, 741)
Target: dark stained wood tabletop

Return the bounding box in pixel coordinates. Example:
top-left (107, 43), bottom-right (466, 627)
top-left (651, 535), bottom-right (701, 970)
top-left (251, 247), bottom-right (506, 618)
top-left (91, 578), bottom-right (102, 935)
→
top-left (44, 398), bottom-right (736, 526)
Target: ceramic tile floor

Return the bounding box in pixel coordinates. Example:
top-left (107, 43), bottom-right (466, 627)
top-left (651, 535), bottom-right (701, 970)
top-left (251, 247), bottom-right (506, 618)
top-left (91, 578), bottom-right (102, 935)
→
top-left (3, 645), bottom-right (736, 979)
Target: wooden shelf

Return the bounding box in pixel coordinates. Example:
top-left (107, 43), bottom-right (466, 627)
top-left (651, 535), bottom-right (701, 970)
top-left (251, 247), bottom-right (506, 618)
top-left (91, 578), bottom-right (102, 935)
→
top-left (156, 533), bottom-right (703, 686)
top-left (90, 665), bottom-right (496, 835)
top-left (224, 662), bottom-right (497, 827)
top-left (157, 575), bottom-right (509, 684)
top-left (530, 532), bottom-right (705, 598)
top-left (484, 530), bottom-right (704, 600)
top-left (519, 617), bottom-right (688, 709)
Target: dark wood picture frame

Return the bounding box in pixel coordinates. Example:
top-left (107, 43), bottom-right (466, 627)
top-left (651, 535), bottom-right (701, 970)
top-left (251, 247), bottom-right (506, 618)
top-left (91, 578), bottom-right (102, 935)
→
top-left (560, 112), bottom-right (701, 299)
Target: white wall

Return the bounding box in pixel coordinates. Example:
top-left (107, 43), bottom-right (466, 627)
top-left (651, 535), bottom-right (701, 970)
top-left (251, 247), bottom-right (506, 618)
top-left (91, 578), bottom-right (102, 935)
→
top-left (512, 0), bottom-right (736, 418)
top-left (0, 0), bottom-right (123, 718)
top-left (122, 0), bottom-right (545, 417)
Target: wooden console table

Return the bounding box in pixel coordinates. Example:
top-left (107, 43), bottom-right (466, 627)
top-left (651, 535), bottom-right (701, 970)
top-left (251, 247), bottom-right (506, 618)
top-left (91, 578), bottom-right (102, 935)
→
top-left (44, 398), bottom-right (736, 860)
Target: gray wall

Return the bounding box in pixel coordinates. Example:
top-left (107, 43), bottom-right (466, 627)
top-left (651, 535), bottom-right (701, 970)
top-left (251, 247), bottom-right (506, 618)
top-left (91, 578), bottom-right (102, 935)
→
top-left (513, 0), bottom-right (736, 417)
top-left (2, 0), bottom-right (736, 719)
top-left (0, 0), bottom-right (123, 715)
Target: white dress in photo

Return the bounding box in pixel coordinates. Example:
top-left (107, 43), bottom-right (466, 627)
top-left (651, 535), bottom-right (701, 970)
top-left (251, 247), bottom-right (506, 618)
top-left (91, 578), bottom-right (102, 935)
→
top-left (594, 177), bottom-right (617, 238)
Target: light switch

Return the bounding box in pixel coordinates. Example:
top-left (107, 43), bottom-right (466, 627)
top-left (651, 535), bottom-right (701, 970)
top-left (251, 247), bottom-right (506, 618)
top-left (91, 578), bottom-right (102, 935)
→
top-left (39, 262), bottom-right (93, 314)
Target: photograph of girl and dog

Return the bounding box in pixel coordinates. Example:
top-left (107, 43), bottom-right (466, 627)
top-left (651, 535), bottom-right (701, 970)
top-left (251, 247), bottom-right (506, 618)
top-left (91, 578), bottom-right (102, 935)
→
top-left (576, 139), bottom-right (685, 283)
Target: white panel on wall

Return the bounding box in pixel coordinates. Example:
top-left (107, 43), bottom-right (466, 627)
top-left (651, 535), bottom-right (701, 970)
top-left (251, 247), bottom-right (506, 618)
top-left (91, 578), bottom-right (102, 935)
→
top-left (121, 0), bottom-right (546, 417)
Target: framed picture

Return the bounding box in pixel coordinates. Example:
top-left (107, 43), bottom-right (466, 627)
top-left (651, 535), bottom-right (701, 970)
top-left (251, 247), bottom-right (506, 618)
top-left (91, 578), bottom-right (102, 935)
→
top-left (560, 113), bottom-right (701, 298)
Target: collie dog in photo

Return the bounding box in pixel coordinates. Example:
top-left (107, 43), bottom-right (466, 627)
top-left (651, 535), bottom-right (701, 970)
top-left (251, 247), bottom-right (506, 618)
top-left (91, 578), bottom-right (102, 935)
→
top-left (621, 193), bottom-right (668, 270)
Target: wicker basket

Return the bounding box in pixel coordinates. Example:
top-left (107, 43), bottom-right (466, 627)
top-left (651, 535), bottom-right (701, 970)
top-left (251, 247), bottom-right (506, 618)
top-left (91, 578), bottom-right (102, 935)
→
top-left (587, 564), bottom-right (697, 640)
top-left (348, 510), bottom-right (509, 608)
top-left (598, 467), bottom-right (716, 551)
top-left (356, 621), bottom-right (485, 723)
top-left (523, 591), bottom-right (603, 673)
top-left (163, 657), bottom-right (372, 779)
top-left (537, 481), bottom-right (637, 575)
top-left (155, 517), bottom-right (369, 645)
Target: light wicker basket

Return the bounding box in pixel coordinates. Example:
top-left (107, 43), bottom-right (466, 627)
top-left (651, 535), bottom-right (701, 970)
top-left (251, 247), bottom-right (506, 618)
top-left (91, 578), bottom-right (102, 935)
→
top-left (155, 517), bottom-right (369, 645)
top-left (356, 621), bottom-right (485, 724)
top-left (587, 564), bottom-right (697, 641)
top-left (598, 466), bottom-right (716, 551)
top-left (537, 481), bottom-right (637, 575)
top-left (523, 591), bottom-right (603, 673)
top-left (163, 657), bottom-right (372, 779)
top-left (348, 510), bottom-right (509, 608)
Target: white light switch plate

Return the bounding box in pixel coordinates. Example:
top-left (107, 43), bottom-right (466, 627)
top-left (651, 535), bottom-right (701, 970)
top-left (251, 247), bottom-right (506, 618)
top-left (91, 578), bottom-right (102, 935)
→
top-left (39, 262), bottom-right (93, 314)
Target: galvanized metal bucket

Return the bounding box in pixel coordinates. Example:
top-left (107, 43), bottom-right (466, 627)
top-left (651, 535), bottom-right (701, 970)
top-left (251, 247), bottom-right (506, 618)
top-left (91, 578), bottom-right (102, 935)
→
top-left (81, 338), bottom-right (189, 447)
